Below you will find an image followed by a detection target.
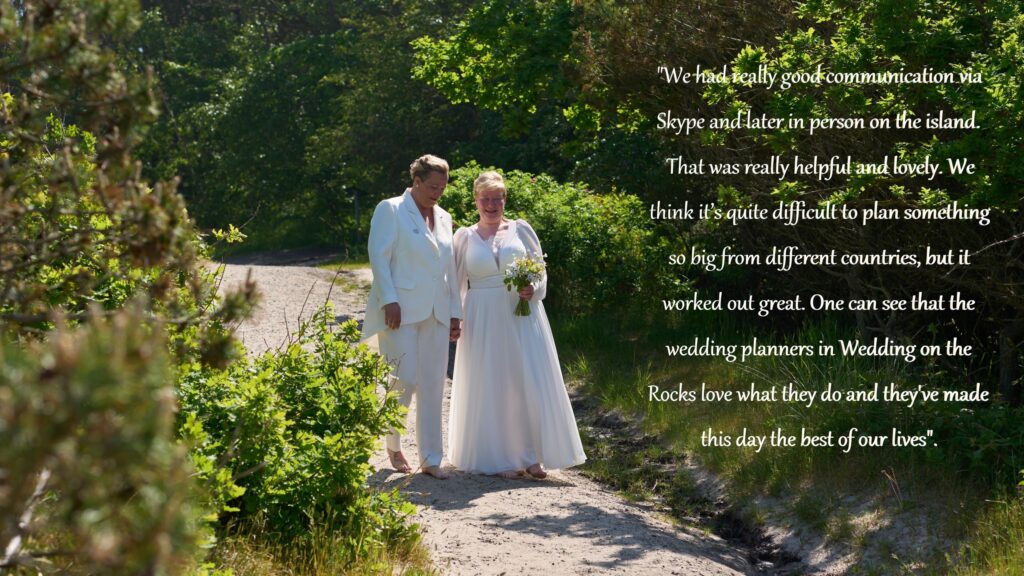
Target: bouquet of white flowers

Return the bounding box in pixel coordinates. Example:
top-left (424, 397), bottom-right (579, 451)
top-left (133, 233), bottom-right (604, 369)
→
top-left (503, 254), bottom-right (545, 316)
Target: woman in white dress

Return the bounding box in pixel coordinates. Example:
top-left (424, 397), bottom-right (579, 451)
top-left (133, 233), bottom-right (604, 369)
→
top-left (448, 171), bottom-right (587, 479)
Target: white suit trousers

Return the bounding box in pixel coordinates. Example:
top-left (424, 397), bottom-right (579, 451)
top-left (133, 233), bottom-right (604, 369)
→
top-left (378, 315), bottom-right (449, 467)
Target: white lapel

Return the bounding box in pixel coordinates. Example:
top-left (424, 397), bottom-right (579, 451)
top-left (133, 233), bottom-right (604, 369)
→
top-left (401, 189), bottom-right (440, 255)
top-left (432, 206), bottom-right (448, 246)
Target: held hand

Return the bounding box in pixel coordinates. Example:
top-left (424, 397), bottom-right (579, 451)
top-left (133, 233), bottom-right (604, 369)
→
top-left (383, 302), bottom-right (401, 329)
top-left (518, 284), bottom-right (535, 300)
top-left (449, 318), bottom-right (462, 341)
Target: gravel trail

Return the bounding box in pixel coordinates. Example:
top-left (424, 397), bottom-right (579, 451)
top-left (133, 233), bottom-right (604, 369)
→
top-left (218, 257), bottom-right (752, 576)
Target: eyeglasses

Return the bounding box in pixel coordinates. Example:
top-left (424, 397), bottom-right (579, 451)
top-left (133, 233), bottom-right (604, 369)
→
top-left (476, 197), bottom-right (505, 205)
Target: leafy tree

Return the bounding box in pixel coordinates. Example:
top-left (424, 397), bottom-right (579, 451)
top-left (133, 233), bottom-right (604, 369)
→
top-left (573, 0), bottom-right (1024, 405)
top-left (1, 1), bottom-right (251, 571)
top-left (413, 0), bottom-right (794, 196)
top-left (418, 0), bottom-right (1024, 406)
top-left (129, 0), bottom-right (501, 250)
top-left (2, 2), bottom-right (426, 572)
top-left (696, 0), bottom-right (1024, 403)
top-left (1, 0), bottom-right (252, 355)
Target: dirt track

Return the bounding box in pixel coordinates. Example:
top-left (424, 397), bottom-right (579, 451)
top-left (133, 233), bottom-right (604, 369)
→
top-left (218, 258), bottom-right (752, 575)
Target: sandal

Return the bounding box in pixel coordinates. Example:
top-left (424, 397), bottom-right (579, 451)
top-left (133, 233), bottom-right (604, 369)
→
top-left (422, 465), bottom-right (450, 480)
top-left (526, 463), bottom-right (547, 479)
top-left (387, 449), bottom-right (412, 473)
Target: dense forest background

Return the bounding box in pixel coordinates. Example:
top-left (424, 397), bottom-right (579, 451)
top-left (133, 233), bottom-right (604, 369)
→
top-left (131, 0), bottom-right (1022, 405)
top-left (2, 0), bottom-right (1022, 574)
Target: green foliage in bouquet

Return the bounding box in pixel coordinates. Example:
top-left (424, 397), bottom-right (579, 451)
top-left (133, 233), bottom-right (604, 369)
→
top-left (178, 310), bottom-right (416, 559)
top-left (504, 254), bottom-right (546, 316)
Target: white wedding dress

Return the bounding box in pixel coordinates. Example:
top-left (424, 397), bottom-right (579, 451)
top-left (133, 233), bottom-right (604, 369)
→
top-left (448, 219), bottom-right (587, 474)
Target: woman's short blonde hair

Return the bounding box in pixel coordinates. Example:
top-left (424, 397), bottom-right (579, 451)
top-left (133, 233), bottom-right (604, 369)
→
top-left (409, 154), bottom-right (449, 182)
top-left (473, 171), bottom-right (507, 197)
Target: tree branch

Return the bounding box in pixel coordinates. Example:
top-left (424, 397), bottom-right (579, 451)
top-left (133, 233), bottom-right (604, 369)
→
top-left (2, 468), bottom-right (51, 568)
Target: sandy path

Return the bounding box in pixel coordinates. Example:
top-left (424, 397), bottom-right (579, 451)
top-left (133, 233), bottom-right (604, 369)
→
top-left (218, 260), bottom-right (753, 576)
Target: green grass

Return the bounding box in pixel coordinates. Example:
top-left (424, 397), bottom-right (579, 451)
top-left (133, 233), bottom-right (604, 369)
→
top-left (210, 515), bottom-right (436, 576)
top-left (210, 533), bottom-right (436, 576)
top-left (317, 256), bottom-right (370, 271)
top-left (576, 423), bottom-right (712, 522)
top-left (308, 260), bottom-right (372, 300)
top-left (792, 492), bottom-right (829, 532)
top-left (951, 494), bottom-right (1024, 576)
top-left (13, 510), bottom-right (435, 576)
top-left (553, 311), bottom-right (1024, 573)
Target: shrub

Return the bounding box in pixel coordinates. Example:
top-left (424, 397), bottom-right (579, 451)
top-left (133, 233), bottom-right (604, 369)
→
top-left (2, 1), bottom-right (254, 571)
top-left (0, 309), bottom-right (206, 574)
top-left (178, 309), bottom-right (417, 561)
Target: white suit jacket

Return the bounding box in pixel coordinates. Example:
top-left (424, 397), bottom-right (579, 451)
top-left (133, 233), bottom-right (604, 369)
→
top-left (361, 189), bottom-right (462, 341)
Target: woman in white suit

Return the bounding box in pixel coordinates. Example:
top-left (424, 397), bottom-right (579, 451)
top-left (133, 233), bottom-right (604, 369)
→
top-left (448, 171), bottom-right (586, 479)
top-left (362, 155), bottom-right (462, 480)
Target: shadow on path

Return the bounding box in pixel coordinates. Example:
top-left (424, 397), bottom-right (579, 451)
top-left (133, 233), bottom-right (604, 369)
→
top-left (221, 246), bottom-right (341, 266)
top-left (370, 467), bottom-right (753, 574)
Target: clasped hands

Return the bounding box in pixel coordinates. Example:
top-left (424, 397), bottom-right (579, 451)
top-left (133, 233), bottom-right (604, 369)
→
top-left (383, 302), bottom-right (462, 341)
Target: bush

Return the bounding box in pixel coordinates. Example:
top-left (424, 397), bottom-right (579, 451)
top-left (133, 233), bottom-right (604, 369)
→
top-left (444, 163), bottom-right (679, 318)
top-left (1, 1), bottom-right (254, 571)
top-left (0, 309), bottom-right (206, 574)
top-left (178, 309), bottom-right (417, 560)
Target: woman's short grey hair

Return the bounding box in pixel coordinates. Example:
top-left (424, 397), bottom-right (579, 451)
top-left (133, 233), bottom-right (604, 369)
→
top-left (473, 171), bottom-right (507, 197)
top-left (410, 154), bottom-right (449, 182)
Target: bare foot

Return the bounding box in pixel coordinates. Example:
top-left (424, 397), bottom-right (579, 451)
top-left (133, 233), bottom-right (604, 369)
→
top-left (526, 463), bottom-right (547, 479)
top-left (387, 449), bottom-right (412, 473)
top-left (422, 465), bottom-right (450, 480)
top-left (494, 470), bottom-right (525, 480)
